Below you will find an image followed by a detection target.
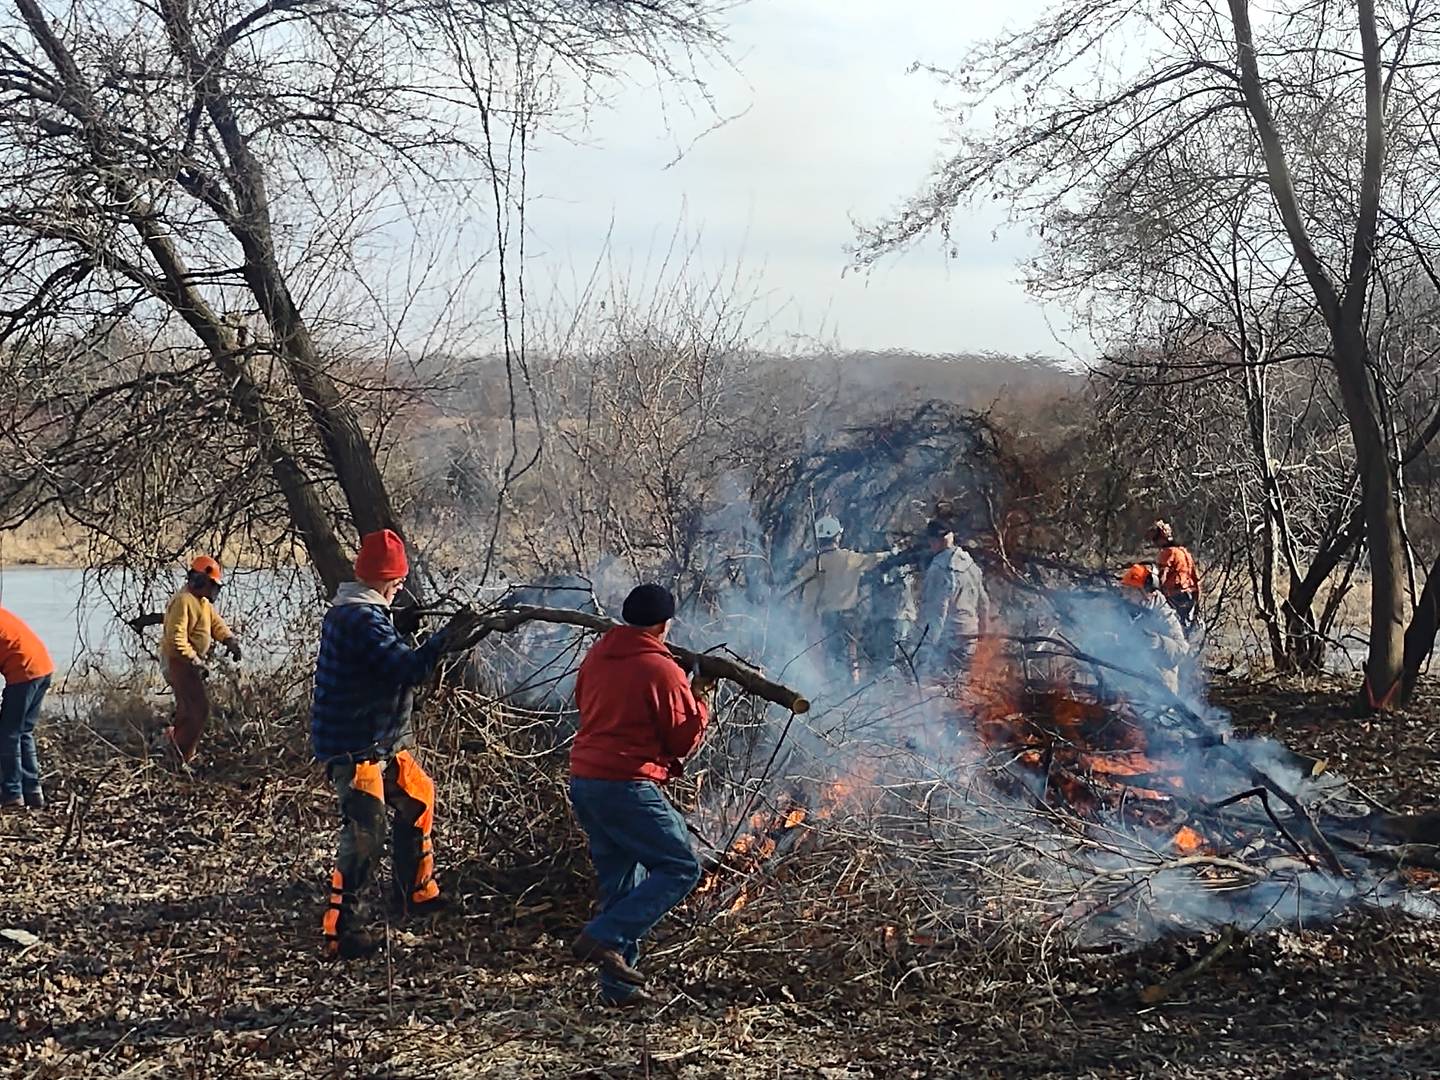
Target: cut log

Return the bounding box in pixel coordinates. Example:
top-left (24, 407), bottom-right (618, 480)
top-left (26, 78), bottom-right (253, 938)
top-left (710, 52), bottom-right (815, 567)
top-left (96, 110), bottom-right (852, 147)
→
top-left (457, 605), bottom-right (811, 714)
top-left (127, 600), bottom-right (810, 713)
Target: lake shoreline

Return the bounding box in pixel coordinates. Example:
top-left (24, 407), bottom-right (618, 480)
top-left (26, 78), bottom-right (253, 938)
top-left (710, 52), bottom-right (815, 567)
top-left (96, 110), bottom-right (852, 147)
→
top-left (0, 565), bottom-right (313, 676)
top-left (1, 515), bottom-right (310, 571)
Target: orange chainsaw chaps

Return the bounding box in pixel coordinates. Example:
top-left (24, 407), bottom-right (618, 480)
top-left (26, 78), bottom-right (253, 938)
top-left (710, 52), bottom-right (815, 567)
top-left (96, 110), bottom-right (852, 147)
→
top-left (412, 836), bottom-right (439, 903)
top-left (322, 868), bottom-right (344, 951)
top-left (350, 759), bottom-right (385, 802)
top-left (392, 750), bottom-right (435, 835)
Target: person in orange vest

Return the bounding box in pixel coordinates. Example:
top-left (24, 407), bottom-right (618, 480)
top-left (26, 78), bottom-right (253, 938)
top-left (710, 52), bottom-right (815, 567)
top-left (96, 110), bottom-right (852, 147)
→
top-left (1147, 520), bottom-right (1201, 630)
top-left (159, 555), bottom-right (241, 763)
top-left (0, 607), bottom-right (54, 810)
top-left (1119, 563), bottom-right (1190, 693)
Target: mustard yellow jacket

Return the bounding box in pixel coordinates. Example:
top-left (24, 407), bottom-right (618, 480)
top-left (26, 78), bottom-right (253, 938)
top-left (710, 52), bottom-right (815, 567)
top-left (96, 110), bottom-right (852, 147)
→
top-left (161, 588), bottom-right (232, 663)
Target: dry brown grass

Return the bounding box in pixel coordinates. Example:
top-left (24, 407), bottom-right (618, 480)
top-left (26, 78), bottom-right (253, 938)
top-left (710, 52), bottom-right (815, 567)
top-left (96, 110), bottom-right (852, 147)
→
top-left (4, 664), bottom-right (1440, 1077)
top-left (0, 514), bottom-right (90, 567)
top-left (0, 515), bottom-right (310, 571)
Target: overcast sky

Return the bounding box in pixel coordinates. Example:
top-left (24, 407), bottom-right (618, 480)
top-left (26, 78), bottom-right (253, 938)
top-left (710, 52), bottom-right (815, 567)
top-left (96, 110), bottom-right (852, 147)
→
top-left (522, 0), bottom-right (1078, 360)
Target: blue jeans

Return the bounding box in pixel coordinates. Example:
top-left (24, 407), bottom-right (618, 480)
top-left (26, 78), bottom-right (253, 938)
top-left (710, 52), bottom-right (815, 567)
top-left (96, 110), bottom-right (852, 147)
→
top-left (0, 674), bottom-right (50, 800)
top-left (568, 778), bottom-right (701, 1002)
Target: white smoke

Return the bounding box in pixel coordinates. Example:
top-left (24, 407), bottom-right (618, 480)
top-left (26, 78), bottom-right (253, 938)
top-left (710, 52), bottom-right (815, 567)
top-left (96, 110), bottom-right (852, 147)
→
top-left (476, 474), bottom-right (1435, 947)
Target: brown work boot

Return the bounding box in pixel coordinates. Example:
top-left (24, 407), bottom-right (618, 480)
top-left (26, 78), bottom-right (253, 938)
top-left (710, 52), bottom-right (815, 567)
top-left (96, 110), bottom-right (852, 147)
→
top-left (403, 894), bottom-right (451, 922)
top-left (327, 929), bottom-right (382, 961)
top-left (571, 932), bottom-right (645, 986)
top-left (24, 790), bottom-right (44, 810)
top-left (602, 987), bottom-right (661, 1011)
top-left (0, 798), bottom-right (23, 812)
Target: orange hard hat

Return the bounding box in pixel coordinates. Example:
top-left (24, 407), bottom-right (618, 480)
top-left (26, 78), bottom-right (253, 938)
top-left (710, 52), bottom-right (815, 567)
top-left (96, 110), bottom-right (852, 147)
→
top-left (1120, 563), bottom-right (1154, 591)
top-left (190, 555), bottom-right (223, 584)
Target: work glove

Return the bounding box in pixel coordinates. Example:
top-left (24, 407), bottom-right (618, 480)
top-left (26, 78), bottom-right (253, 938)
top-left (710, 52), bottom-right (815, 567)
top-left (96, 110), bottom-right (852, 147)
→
top-left (437, 607), bottom-right (485, 652)
top-left (191, 657), bottom-right (210, 681)
top-left (223, 638), bottom-right (243, 663)
top-left (391, 602), bottom-right (423, 638)
top-left (688, 660), bottom-right (718, 698)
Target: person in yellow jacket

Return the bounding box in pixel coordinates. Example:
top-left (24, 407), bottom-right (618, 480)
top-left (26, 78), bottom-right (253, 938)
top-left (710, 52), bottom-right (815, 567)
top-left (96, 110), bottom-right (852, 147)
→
top-left (160, 556), bottom-right (241, 762)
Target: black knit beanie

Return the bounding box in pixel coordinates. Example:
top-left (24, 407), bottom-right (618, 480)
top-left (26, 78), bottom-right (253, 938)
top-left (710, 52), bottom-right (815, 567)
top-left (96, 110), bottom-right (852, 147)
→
top-left (622, 583), bottom-right (677, 627)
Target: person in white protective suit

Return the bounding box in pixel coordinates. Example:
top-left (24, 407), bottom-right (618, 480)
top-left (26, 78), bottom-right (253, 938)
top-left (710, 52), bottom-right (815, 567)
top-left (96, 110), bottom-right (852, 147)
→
top-left (917, 519), bottom-right (990, 680)
top-left (1118, 562), bottom-right (1191, 695)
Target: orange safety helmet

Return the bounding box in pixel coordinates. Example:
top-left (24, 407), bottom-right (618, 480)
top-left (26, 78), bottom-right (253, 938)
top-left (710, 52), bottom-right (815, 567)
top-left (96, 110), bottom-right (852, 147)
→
top-left (1120, 563), bottom-right (1156, 591)
top-left (190, 555), bottom-right (223, 584)
top-left (1147, 519), bottom-right (1175, 545)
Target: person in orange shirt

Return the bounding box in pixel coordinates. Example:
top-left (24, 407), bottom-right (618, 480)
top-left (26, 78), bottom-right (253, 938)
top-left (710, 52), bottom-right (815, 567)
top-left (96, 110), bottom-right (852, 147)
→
top-left (159, 555), bottom-right (241, 763)
top-left (0, 606), bottom-right (55, 810)
top-left (1147, 520), bottom-right (1201, 630)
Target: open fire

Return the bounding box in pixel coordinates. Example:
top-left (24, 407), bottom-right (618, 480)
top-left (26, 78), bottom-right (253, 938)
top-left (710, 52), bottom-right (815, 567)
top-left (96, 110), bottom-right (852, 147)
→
top-left (693, 771), bottom-right (876, 913)
top-left (689, 625), bottom-right (1440, 946)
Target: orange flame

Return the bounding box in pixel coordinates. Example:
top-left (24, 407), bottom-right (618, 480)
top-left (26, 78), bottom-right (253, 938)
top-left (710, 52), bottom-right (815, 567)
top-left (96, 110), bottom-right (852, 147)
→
top-left (823, 763), bottom-right (878, 809)
top-left (1173, 826), bottom-right (1204, 855)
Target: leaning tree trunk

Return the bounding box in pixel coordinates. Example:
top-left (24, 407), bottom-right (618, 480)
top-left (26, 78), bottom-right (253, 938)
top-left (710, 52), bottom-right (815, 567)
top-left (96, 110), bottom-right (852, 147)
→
top-left (12, 0), bottom-right (354, 596)
top-left (1230, 0), bottom-right (1402, 709)
top-left (1400, 553), bottom-right (1440, 704)
top-left (160, 0), bottom-right (421, 595)
top-left (134, 222), bottom-right (354, 596)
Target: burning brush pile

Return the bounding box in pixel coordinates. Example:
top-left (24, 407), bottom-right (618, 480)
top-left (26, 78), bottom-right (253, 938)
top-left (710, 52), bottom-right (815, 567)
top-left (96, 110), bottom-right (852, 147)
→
top-left (675, 598), bottom-right (1440, 983)
top-left (464, 401), bottom-right (1439, 995)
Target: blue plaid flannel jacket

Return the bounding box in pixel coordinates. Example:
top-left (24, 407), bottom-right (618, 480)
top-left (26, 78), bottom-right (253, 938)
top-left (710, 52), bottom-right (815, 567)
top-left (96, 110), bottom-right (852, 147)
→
top-left (310, 584), bottom-right (446, 763)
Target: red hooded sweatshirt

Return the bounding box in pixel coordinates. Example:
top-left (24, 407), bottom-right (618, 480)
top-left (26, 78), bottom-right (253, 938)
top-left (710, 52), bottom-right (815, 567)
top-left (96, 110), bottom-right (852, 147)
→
top-left (571, 626), bottom-right (709, 783)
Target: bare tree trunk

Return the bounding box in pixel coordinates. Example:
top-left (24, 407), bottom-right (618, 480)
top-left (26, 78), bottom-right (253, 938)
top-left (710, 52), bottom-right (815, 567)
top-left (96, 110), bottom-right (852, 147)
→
top-left (1229, 0), bottom-right (1404, 708)
top-left (12, 0), bottom-right (352, 595)
top-left (1258, 512), bottom-right (1288, 668)
top-left (1278, 504), bottom-right (1364, 674)
top-left (1401, 553), bottom-right (1440, 703)
top-left (1333, 330), bottom-right (1407, 706)
top-left (1239, 359), bottom-right (1290, 668)
top-left (161, 0), bottom-right (417, 583)
top-left (131, 223), bottom-right (354, 595)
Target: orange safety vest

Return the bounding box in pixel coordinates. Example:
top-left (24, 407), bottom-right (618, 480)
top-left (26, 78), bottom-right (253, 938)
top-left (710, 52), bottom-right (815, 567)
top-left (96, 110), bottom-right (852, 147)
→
top-left (1157, 545), bottom-right (1199, 598)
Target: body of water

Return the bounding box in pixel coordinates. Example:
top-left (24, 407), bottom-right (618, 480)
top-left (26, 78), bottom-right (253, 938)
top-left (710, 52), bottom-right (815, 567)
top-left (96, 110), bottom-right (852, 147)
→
top-left (0, 566), bottom-right (319, 677)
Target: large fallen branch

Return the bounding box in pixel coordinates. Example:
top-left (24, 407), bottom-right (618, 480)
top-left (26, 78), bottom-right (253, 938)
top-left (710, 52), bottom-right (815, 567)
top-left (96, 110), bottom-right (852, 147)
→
top-left (1137, 924), bottom-right (1242, 1004)
top-left (127, 601), bottom-right (810, 712)
top-left (461, 605), bottom-right (811, 714)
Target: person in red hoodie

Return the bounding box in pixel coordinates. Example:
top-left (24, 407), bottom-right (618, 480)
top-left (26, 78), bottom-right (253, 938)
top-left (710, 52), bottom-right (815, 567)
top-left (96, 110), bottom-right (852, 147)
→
top-left (568, 583), bottom-right (715, 1006)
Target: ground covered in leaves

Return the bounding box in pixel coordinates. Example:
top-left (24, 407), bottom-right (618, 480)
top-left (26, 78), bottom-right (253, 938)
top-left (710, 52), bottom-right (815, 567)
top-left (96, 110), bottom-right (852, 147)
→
top-left (2, 674), bottom-right (1439, 1078)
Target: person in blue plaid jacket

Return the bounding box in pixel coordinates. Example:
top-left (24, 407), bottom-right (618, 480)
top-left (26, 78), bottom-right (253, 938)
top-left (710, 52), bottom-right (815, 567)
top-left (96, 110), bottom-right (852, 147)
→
top-left (312, 529), bottom-right (480, 959)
